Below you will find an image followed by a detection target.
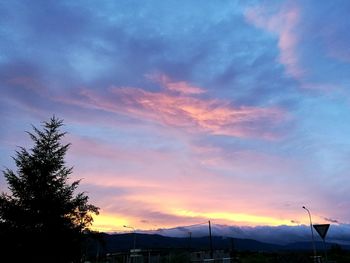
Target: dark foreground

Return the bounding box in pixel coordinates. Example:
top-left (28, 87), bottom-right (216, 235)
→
top-left (82, 233), bottom-right (350, 263)
top-left (85, 250), bottom-right (350, 263)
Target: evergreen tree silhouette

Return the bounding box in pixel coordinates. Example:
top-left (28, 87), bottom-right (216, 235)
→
top-left (0, 117), bottom-right (99, 263)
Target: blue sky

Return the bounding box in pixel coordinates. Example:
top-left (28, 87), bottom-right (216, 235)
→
top-left (1, 0), bottom-right (350, 232)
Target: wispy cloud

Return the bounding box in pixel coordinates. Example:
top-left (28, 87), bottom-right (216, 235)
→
top-left (146, 73), bottom-right (206, 95)
top-left (245, 3), bottom-right (303, 80)
top-left (57, 76), bottom-right (288, 140)
top-left (324, 217), bottom-right (339, 224)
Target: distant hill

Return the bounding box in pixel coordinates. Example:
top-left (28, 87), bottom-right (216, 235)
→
top-left (84, 233), bottom-right (350, 257)
top-left (140, 223), bottom-right (350, 246)
top-left (102, 233), bottom-right (281, 252)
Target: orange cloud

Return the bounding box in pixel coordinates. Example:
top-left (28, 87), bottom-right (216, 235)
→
top-left (114, 86), bottom-right (286, 139)
top-left (64, 82), bottom-right (287, 140)
top-left (147, 73), bottom-right (205, 95)
top-left (72, 151), bottom-right (317, 232)
top-left (77, 162), bottom-right (308, 231)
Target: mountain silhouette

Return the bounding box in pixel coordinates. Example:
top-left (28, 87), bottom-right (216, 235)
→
top-left (84, 233), bottom-right (350, 258)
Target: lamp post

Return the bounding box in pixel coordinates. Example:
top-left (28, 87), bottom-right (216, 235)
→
top-left (302, 206), bottom-right (317, 261)
top-left (124, 225), bottom-right (136, 249)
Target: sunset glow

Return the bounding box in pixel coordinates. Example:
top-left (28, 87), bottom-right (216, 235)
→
top-left (1, 0), bottom-right (350, 236)
top-left (172, 210), bottom-right (292, 226)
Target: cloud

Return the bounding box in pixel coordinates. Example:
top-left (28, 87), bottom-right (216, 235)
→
top-left (300, 1), bottom-right (350, 65)
top-left (324, 217), bottom-right (339, 224)
top-left (0, 0), bottom-right (301, 121)
top-left (245, 0), bottom-right (350, 96)
top-left (56, 77), bottom-right (288, 140)
top-left (245, 2), bottom-right (303, 80)
top-left (147, 73), bottom-right (206, 95)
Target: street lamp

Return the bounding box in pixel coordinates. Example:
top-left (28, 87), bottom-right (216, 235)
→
top-left (124, 225), bottom-right (136, 249)
top-left (302, 206), bottom-right (317, 261)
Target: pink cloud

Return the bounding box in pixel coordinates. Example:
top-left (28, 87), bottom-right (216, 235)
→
top-left (58, 83), bottom-right (287, 140)
top-left (146, 73), bottom-right (206, 95)
top-left (245, 3), bottom-right (304, 79)
top-left (66, 134), bottom-right (174, 165)
top-left (61, 131), bottom-right (331, 230)
top-left (79, 163), bottom-right (310, 229)
top-left (6, 76), bottom-right (44, 93)
top-left (68, 138), bottom-right (311, 228)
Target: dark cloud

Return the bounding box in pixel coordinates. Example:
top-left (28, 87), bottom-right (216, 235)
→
top-left (0, 0), bottom-right (298, 106)
top-left (324, 217), bottom-right (339, 224)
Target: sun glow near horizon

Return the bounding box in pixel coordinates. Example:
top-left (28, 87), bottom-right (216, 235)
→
top-left (90, 213), bottom-right (130, 233)
top-left (90, 209), bottom-right (325, 233)
top-left (172, 210), bottom-right (293, 226)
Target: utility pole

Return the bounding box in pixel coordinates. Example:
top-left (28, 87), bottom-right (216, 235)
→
top-left (208, 220), bottom-right (213, 259)
top-left (188, 231), bottom-right (192, 251)
top-left (124, 225), bottom-right (136, 263)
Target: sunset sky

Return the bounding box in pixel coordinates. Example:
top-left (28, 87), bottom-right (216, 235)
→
top-left (1, 0), bottom-right (350, 233)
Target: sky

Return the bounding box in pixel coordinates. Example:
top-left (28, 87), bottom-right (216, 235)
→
top-left (1, 0), bottom-right (350, 235)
